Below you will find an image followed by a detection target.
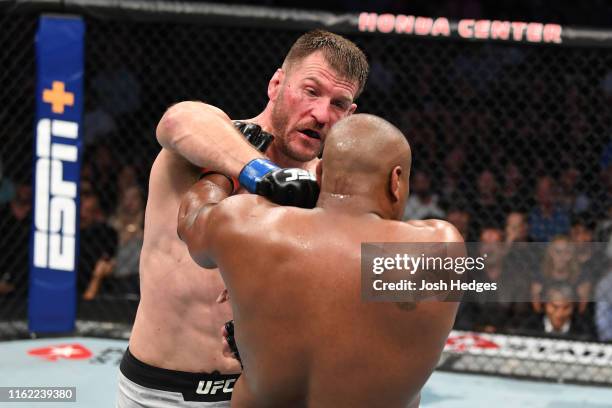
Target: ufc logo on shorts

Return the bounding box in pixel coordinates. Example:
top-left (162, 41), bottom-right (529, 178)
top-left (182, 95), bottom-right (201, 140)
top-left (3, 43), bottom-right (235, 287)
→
top-left (196, 379), bottom-right (236, 395)
top-left (284, 168), bottom-right (316, 182)
top-left (33, 119), bottom-right (79, 271)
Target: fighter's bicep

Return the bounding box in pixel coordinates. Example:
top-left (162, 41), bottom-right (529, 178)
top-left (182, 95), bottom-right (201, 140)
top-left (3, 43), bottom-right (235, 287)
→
top-left (149, 149), bottom-right (199, 199)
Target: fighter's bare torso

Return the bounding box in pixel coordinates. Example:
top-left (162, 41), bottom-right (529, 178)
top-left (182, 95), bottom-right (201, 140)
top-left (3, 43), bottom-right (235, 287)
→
top-left (129, 149), bottom-right (239, 373)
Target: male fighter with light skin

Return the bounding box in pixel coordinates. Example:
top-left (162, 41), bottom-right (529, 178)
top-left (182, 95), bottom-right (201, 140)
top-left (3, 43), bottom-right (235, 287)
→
top-left (118, 31), bottom-right (369, 407)
top-left (179, 114), bottom-right (462, 407)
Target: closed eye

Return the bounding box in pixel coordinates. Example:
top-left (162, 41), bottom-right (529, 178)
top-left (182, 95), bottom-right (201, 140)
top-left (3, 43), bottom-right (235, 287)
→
top-left (333, 100), bottom-right (350, 110)
top-left (305, 88), bottom-right (318, 96)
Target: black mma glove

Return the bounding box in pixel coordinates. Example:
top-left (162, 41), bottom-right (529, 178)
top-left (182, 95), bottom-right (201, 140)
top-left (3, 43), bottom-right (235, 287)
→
top-left (199, 121), bottom-right (274, 189)
top-left (233, 120), bottom-right (274, 153)
top-left (239, 160), bottom-right (319, 209)
top-left (224, 320), bottom-right (242, 367)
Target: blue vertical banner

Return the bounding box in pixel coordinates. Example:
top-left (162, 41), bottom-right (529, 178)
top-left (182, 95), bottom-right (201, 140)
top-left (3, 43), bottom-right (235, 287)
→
top-left (29, 16), bottom-right (85, 333)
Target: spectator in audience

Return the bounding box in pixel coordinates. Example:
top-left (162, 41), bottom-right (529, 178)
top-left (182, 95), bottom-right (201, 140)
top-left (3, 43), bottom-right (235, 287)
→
top-left (446, 205), bottom-right (474, 241)
top-left (79, 194), bottom-right (117, 295)
top-left (595, 202), bottom-right (612, 261)
top-left (81, 179), bottom-right (94, 197)
top-left (522, 283), bottom-right (595, 340)
top-left (571, 215), bottom-right (606, 282)
top-left (83, 186), bottom-right (144, 299)
top-left (403, 170), bottom-right (445, 220)
top-left (528, 176), bottom-right (570, 241)
top-left (500, 211), bottom-right (539, 328)
top-left (559, 166), bottom-right (590, 215)
top-left (600, 164), bottom-right (612, 216)
top-left (531, 235), bottom-right (590, 313)
top-left (470, 169), bottom-right (505, 234)
top-left (0, 158), bottom-right (15, 205)
top-left (455, 227), bottom-right (510, 333)
top-left (504, 211), bottom-right (532, 243)
top-left (501, 163), bottom-right (528, 212)
top-left (593, 166), bottom-right (612, 245)
top-left (595, 267), bottom-right (612, 341)
top-left (116, 164), bottom-right (141, 196)
top-left (88, 143), bottom-right (118, 216)
top-left (0, 182), bottom-right (31, 300)
top-left (440, 146), bottom-right (467, 203)
top-left (570, 216), bottom-right (609, 320)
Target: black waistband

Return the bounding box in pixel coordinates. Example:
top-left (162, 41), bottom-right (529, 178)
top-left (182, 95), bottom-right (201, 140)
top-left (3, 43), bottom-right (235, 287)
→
top-left (120, 348), bottom-right (240, 402)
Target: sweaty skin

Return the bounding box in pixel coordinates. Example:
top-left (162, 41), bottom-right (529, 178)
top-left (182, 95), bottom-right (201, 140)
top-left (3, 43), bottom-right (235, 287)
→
top-left (179, 115), bottom-right (461, 407)
top-left (129, 52), bottom-right (359, 373)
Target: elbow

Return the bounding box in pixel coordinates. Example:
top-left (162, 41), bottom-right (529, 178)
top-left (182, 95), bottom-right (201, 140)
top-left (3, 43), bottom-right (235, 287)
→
top-left (156, 102), bottom-right (190, 150)
top-left (156, 101), bottom-right (230, 150)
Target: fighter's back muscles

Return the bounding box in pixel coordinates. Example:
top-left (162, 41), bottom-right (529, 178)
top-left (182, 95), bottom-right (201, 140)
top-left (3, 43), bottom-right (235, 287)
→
top-left (180, 189), bottom-right (462, 407)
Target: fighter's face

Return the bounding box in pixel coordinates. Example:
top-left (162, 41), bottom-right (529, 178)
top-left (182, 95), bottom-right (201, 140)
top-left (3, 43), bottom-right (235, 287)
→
top-left (270, 52), bottom-right (358, 162)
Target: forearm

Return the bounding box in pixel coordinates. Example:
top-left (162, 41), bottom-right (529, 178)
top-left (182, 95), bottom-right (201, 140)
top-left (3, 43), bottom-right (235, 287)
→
top-left (83, 277), bottom-right (103, 300)
top-left (177, 174), bottom-right (233, 242)
top-left (156, 101), bottom-right (264, 177)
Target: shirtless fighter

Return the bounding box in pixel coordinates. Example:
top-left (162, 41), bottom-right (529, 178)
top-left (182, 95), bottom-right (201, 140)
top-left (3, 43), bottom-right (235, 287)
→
top-left (117, 31), bottom-right (369, 407)
top-left (178, 114), bottom-right (462, 407)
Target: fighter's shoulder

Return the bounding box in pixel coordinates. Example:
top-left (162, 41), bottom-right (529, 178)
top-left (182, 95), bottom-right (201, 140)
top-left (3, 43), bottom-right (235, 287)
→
top-left (211, 193), bottom-right (281, 222)
top-left (402, 219), bottom-right (464, 243)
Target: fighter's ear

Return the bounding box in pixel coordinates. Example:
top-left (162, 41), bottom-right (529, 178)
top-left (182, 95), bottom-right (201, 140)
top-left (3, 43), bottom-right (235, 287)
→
top-left (347, 103), bottom-right (357, 115)
top-left (315, 159), bottom-right (323, 188)
top-left (389, 165), bottom-right (403, 202)
top-left (268, 69), bottom-right (284, 101)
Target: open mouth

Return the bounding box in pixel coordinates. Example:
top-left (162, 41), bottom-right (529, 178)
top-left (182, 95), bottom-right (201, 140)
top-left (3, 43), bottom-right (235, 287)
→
top-left (299, 129), bottom-right (321, 140)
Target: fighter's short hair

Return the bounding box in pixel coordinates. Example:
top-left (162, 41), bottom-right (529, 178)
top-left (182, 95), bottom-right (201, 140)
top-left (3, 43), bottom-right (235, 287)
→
top-left (283, 29), bottom-right (369, 98)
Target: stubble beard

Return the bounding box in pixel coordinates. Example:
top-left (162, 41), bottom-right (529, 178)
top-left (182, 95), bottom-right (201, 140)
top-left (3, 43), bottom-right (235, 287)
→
top-left (270, 89), bottom-right (319, 164)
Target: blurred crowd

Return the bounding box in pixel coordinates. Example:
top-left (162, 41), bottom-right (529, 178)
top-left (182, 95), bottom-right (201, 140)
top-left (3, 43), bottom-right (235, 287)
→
top-left (403, 136), bottom-right (612, 341)
top-left (1, 135), bottom-right (611, 341)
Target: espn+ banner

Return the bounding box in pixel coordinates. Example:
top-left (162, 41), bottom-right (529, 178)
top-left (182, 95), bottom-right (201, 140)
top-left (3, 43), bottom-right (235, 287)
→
top-left (29, 16), bottom-right (85, 333)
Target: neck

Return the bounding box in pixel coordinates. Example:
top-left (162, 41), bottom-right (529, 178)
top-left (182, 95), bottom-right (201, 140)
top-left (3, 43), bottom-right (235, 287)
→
top-left (248, 107), bottom-right (273, 134)
top-left (267, 145), bottom-right (314, 169)
top-left (316, 191), bottom-right (390, 219)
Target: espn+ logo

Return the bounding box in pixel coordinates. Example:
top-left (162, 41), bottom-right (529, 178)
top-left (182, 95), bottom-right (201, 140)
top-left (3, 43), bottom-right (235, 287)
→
top-left (33, 118), bottom-right (79, 271)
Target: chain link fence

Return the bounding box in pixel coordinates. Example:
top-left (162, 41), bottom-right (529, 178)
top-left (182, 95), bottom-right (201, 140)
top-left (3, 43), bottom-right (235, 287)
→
top-left (0, 13), bottom-right (37, 332)
top-left (0, 2), bottom-right (611, 382)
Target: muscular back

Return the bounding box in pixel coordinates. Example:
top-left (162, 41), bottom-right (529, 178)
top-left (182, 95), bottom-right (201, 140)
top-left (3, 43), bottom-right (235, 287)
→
top-left (207, 197), bottom-right (459, 407)
top-left (129, 149), bottom-right (239, 373)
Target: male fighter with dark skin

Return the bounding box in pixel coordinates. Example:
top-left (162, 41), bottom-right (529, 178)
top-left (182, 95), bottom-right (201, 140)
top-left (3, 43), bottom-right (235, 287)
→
top-left (178, 114), bottom-right (461, 407)
top-left (119, 31), bottom-right (368, 407)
